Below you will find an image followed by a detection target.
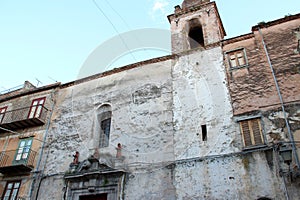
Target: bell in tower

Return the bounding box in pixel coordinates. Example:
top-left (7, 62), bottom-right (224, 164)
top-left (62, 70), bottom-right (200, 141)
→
top-left (167, 0), bottom-right (226, 53)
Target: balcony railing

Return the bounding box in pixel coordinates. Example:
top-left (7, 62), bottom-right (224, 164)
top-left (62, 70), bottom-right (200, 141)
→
top-left (0, 149), bottom-right (37, 175)
top-left (0, 105), bottom-right (48, 131)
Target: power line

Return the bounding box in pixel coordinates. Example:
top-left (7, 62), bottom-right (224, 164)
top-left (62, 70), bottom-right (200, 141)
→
top-left (92, 0), bottom-right (137, 62)
top-left (102, 0), bottom-right (132, 30)
top-left (102, 0), bottom-right (153, 62)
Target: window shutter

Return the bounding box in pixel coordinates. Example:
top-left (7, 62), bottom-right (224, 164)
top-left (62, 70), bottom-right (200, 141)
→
top-left (240, 121), bottom-right (252, 146)
top-left (240, 118), bottom-right (264, 147)
top-left (251, 119), bottom-right (263, 145)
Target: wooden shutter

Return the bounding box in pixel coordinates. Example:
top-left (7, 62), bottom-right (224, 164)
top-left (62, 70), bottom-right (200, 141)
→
top-left (240, 118), bottom-right (264, 147)
top-left (251, 119), bottom-right (263, 145)
top-left (240, 121), bottom-right (252, 146)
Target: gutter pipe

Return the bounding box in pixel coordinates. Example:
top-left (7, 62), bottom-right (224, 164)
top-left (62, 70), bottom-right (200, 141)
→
top-left (258, 27), bottom-right (300, 169)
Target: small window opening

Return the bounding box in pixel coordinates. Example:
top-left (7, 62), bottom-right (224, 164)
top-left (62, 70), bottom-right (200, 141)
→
top-left (189, 27), bottom-right (204, 49)
top-left (97, 104), bottom-right (112, 148)
top-left (297, 39), bottom-right (300, 52)
top-left (201, 124), bottom-right (207, 141)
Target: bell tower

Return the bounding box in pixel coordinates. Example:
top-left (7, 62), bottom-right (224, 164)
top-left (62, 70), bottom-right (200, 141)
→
top-left (168, 0), bottom-right (226, 53)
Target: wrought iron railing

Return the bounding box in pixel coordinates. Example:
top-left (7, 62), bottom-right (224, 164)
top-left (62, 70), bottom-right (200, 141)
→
top-left (0, 149), bottom-right (37, 168)
top-left (0, 105), bottom-right (48, 125)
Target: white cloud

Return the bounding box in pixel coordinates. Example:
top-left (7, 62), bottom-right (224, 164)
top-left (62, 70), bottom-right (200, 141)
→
top-left (149, 0), bottom-right (170, 21)
top-left (153, 0), bottom-right (169, 13)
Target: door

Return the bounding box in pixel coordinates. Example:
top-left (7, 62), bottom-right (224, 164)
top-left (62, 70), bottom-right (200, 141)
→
top-left (79, 194), bottom-right (107, 200)
top-left (28, 97), bottom-right (45, 119)
top-left (13, 138), bottom-right (33, 165)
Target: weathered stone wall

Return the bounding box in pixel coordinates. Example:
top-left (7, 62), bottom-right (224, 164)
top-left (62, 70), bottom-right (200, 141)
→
top-left (33, 7), bottom-right (300, 200)
top-left (223, 18), bottom-right (300, 115)
top-left (124, 168), bottom-right (175, 200)
top-left (223, 35), bottom-right (276, 115)
top-left (259, 19), bottom-right (300, 105)
top-left (172, 47), bottom-right (239, 160)
top-left (263, 104), bottom-right (300, 144)
top-left (169, 2), bottom-right (224, 53)
top-left (263, 104), bottom-right (300, 199)
top-left (38, 60), bottom-right (175, 199)
top-left (181, 0), bottom-right (210, 10)
top-left (37, 175), bottom-right (65, 200)
top-left (222, 16), bottom-right (300, 199)
top-left (169, 46), bottom-right (287, 199)
top-left (173, 152), bottom-right (284, 199)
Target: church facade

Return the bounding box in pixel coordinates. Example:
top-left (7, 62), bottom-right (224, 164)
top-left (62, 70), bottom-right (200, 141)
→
top-left (1, 0), bottom-right (300, 199)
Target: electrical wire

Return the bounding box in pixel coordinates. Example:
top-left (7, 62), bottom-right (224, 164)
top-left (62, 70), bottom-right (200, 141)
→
top-left (101, 0), bottom-right (153, 61)
top-left (102, 0), bottom-right (131, 30)
top-left (92, 0), bottom-right (137, 62)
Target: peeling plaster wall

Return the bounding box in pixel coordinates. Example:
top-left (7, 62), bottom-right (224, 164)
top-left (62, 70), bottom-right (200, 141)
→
top-left (39, 60), bottom-right (175, 199)
top-left (174, 152), bottom-right (284, 200)
top-left (172, 47), bottom-right (239, 160)
top-left (37, 175), bottom-right (65, 200)
top-left (36, 17), bottom-right (300, 200)
top-left (222, 17), bottom-right (300, 199)
top-left (170, 46), bottom-right (286, 199)
top-left (124, 168), bottom-right (175, 200)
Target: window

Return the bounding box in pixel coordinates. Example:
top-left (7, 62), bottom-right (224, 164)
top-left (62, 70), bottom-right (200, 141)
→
top-left (227, 48), bottom-right (248, 69)
top-left (2, 180), bottom-right (21, 200)
top-left (298, 39), bottom-right (300, 52)
top-left (201, 124), bottom-right (207, 141)
top-left (100, 118), bottom-right (111, 147)
top-left (239, 118), bottom-right (264, 147)
top-left (14, 138), bottom-right (33, 164)
top-left (97, 105), bottom-right (112, 148)
top-left (0, 106), bottom-right (7, 123)
top-left (28, 97), bottom-right (45, 119)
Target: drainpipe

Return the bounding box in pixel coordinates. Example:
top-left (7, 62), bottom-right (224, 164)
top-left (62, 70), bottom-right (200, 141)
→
top-left (258, 28), bottom-right (300, 169)
top-left (28, 88), bottom-right (58, 200)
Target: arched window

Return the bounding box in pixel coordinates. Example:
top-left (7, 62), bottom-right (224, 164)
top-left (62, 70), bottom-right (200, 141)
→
top-left (97, 104), bottom-right (112, 148)
top-left (188, 18), bottom-right (204, 49)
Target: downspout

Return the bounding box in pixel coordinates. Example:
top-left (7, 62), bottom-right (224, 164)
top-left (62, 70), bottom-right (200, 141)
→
top-left (28, 87), bottom-right (58, 200)
top-left (258, 27), bottom-right (300, 168)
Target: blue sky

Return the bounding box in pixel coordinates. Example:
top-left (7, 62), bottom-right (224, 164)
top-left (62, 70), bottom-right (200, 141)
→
top-left (0, 0), bottom-right (299, 91)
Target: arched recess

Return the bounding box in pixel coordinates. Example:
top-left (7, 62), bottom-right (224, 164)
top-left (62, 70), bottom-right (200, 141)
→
top-left (96, 104), bottom-right (112, 148)
top-left (188, 18), bottom-right (205, 49)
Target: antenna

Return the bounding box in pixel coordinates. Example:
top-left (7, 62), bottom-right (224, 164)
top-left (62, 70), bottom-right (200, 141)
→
top-left (48, 76), bottom-right (58, 83)
top-left (35, 78), bottom-right (42, 87)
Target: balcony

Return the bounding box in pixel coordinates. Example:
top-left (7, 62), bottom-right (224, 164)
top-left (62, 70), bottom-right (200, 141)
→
top-left (0, 149), bottom-right (37, 175)
top-left (0, 105), bottom-right (48, 132)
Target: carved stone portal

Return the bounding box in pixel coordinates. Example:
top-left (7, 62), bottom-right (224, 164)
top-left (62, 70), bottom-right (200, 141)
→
top-left (65, 155), bottom-right (125, 200)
